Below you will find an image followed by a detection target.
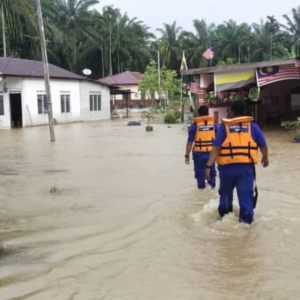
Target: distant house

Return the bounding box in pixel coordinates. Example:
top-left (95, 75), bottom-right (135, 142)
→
top-left (0, 57), bottom-right (110, 129)
top-left (97, 71), bottom-right (150, 107)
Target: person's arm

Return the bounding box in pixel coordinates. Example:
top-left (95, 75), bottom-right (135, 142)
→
top-left (252, 123), bottom-right (269, 168)
top-left (205, 123), bottom-right (226, 181)
top-left (185, 142), bottom-right (193, 165)
top-left (185, 123), bottom-right (196, 165)
top-left (260, 147), bottom-right (269, 167)
top-left (205, 146), bottom-right (220, 181)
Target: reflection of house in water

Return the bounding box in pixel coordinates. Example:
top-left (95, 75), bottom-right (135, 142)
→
top-left (184, 59), bottom-right (300, 125)
top-left (0, 57), bottom-right (111, 129)
top-left (97, 71), bottom-right (152, 108)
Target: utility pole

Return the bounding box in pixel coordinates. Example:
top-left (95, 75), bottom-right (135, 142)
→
top-left (36, 0), bottom-right (55, 142)
top-left (157, 50), bottom-right (161, 107)
top-left (1, 5), bottom-right (6, 57)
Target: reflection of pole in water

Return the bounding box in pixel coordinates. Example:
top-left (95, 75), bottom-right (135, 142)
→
top-left (36, 0), bottom-right (55, 142)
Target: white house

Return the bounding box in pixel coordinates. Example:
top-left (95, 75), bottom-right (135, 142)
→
top-left (0, 57), bottom-right (110, 129)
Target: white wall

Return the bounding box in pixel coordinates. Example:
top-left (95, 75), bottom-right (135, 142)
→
top-left (80, 81), bottom-right (110, 121)
top-left (0, 77), bottom-right (23, 129)
top-left (0, 76), bottom-right (111, 129)
top-left (115, 84), bottom-right (140, 101)
top-left (23, 78), bottom-right (82, 127)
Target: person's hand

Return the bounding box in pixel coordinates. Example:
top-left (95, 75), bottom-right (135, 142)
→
top-left (261, 157), bottom-right (269, 168)
top-left (185, 156), bottom-right (190, 165)
top-left (205, 168), bottom-right (210, 181)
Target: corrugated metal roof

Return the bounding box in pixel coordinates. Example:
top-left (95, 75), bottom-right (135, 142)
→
top-left (183, 59), bottom-right (299, 75)
top-left (97, 71), bottom-right (142, 85)
top-left (0, 57), bottom-right (84, 80)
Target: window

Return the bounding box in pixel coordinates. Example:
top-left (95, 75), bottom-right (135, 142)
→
top-left (37, 94), bottom-right (48, 114)
top-left (89, 94), bottom-right (102, 111)
top-left (0, 95), bottom-right (4, 115)
top-left (61, 94), bottom-right (71, 113)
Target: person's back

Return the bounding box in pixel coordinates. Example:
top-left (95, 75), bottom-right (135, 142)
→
top-left (205, 100), bottom-right (269, 224)
top-left (185, 106), bottom-right (218, 189)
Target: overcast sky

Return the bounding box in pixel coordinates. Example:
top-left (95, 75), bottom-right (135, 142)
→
top-left (96, 0), bottom-right (299, 34)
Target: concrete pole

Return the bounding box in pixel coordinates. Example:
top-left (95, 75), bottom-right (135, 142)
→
top-left (2, 5), bottom-right (6, 57)
top-left (36, 0), bottom-right (55, 142)
top-left (157, 50), bottom-right (161, 107)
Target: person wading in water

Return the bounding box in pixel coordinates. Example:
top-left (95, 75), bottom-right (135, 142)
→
top-left (185, 106), bottom-right (218, 189)
top-left (205, 100), bottom-right (269, 224)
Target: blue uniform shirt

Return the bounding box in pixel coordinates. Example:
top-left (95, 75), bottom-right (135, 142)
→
top-left (188, 122), bottom-right (219, 159)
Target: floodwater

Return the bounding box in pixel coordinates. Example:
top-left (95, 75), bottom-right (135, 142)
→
top-left (0, 118), bottom-right (300, 300)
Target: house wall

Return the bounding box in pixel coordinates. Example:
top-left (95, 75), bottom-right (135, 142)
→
top-left (209, 107), bottom-right (229, 124)
top-left (23, 78), bottom-right (82, 127)
top-left (114, 84), bottom-right (141, 101)
top-left (0, 76), bottom-right (111, 129)
top-left (0, 77), bottom-right (24, 128)
top-left (80, 81), bottom-right (110, 121)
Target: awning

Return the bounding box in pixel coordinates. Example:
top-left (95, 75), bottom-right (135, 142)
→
top-left (215, 70), bottom-right (256, 92)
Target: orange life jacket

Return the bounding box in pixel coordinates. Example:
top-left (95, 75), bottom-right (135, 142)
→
top-left (217, 116), bottom-right (259, 165)
top-left (193, 116), bottom-right (215, 153)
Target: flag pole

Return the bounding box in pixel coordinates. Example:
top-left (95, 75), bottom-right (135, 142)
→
top-left (158, 50), bottom-right (161, 108)
top-left (181, 71), bottom-right (184, 123)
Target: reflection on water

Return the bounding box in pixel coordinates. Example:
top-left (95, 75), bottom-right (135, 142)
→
top-left (0, 120), bottom-right (300, 300)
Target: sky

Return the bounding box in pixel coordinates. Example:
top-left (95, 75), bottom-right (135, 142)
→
top-left (96, 0), bottom-right (299, 34)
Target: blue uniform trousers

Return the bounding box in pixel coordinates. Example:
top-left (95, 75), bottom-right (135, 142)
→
top-left (193, 155), bottom-right (216, 189)
top-left (218, 164), bottom-right (255, 224)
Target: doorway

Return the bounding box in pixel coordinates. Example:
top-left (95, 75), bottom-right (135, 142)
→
top-left (10, 93), bottom-right (23, 128)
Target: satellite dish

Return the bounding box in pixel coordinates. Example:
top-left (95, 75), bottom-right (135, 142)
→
top-left (82, 69), bottom-right (92, 76)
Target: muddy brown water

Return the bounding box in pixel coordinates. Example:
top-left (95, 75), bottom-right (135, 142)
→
top-left (0, 119), bottom-right (300, 300)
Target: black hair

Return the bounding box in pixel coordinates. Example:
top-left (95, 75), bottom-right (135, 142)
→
top-left (198, 105), bottom-right (209, 116)
top-left (230, 100), bottom-right (247, 117)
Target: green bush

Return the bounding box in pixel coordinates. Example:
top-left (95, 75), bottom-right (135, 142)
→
top-left (281, 117), bottom-right (300, 139)
top-left (164, 111), bottom-right (181, 124)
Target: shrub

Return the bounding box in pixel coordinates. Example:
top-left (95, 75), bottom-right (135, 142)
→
top-left (164, 111), bottom-right (181, 124)
top-left (281, 117), bottom-right (300, 139)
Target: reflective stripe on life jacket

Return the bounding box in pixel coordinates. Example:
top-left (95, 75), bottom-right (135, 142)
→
top-left (217, 116), bottom-right (259, 165)
top-left (193, 116), bottom-right (215, 153)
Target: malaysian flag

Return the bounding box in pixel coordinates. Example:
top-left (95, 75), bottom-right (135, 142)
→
top-left (256, 65), bottom-right (300, 87)
top-left (203, 43), bottom-right (214, 60)
top-left (190, 82), bottom-right (200, 94)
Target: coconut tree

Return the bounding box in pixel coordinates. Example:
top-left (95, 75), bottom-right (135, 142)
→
top-left (0, 0), bottom-right (38, 57)
top-left (180, 19), bottom-right (215, 68)
top-left (157, 21), bottom-right (182, 70)
top-left (40, 0), bottom-right (99, 71)
top-left (282, 6), bottom-right (300, 55)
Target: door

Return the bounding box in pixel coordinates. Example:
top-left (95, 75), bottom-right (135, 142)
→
top-left (10, 93), bottom-right (23, 128)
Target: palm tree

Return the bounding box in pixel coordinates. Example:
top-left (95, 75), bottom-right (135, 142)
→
top-left (41, 0), bottom-right (99, 71)
top-left (214, 20), bottom-right (253, 64)
top-left (282, 6), bottom-right (300, 56)
top-left (0, 0), bottom-right (38, 57)
top-left (180, 19), bottom-right (215, 68)
top-left (266, 16), bottom-right (280, 58)
top-left (252, 20), bottom-right (285, 61)
top-left (157, 21), bottom-right (182, 70)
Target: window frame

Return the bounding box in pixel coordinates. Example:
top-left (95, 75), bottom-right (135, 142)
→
top-left (0, 94), bottom-right (4, 115)
top-left (37, 94), bottom-right (48, 115)
top-left (61, 94), bottom-right (71, 113)
top-left (89, 94), bottom-right (102, 111)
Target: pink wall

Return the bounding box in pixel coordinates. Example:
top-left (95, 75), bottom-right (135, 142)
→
top-left (209, 107), bottom-right (229, 124)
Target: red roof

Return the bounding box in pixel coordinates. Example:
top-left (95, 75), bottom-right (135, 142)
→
top-left (0, 57), bottom-right (84, 80)
top-left (97, 71), bottom-right (142, 86)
